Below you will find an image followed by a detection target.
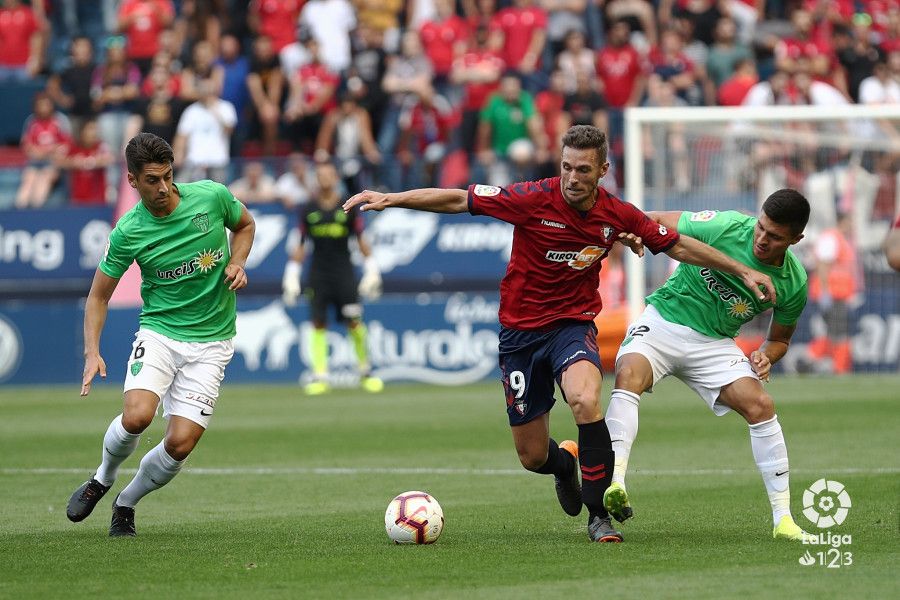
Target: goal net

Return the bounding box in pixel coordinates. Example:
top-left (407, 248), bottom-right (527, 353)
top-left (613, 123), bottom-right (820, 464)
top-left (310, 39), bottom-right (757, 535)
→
top-left (622, 104), bottom-right (900, 374)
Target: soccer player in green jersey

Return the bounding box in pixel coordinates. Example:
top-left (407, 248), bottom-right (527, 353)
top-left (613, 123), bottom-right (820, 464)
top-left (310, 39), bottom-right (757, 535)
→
top-left (601, 189), bottom-right (812, 541)
top-left (66, 132), bottom-right (256, 536)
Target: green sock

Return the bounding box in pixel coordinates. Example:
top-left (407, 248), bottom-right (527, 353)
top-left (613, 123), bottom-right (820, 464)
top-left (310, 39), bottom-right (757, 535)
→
top-left (349, 322), bottom-right (369, 373)
top-left (310, 327), bottom-right (328, 377)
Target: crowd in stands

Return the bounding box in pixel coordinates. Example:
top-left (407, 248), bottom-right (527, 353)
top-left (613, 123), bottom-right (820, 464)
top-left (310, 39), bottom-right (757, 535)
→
top-left (1, 0), bottom-right (899, 209)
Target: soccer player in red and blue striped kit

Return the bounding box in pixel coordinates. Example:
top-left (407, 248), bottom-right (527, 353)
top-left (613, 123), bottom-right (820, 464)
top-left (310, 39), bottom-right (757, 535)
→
top-left (343, 125), bottom-right (776, 542)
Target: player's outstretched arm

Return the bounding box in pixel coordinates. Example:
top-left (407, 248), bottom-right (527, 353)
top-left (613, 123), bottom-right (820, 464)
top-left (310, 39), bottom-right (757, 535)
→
top-left (665, 234), bottom-right (777, 304)
top-left (343, 188), bottom-right (469, 214)
top-left (82, 270), bottom-right (119, 397)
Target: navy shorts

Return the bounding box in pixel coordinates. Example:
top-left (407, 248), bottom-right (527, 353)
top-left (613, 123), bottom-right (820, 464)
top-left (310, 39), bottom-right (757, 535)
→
top-left (498, 320), bottom-right (602, 426)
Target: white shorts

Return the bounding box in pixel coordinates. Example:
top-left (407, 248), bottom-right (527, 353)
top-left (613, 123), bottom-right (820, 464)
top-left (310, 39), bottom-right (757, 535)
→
top-left (615, 305), bottom-right (758, 416)
top-left (124, 329), bottom-right (234, 429)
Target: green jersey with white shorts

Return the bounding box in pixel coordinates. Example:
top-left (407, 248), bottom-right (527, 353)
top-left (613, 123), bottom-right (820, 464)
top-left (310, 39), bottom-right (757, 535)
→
top-left (99, 180), bottom-right (245, 342)
top-left (646, 210), bottom-right (808, 338)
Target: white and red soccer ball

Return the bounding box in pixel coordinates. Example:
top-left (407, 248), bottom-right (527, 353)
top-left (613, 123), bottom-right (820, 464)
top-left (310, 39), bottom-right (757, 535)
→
top-left (384, 491), bottom-right (444, 544)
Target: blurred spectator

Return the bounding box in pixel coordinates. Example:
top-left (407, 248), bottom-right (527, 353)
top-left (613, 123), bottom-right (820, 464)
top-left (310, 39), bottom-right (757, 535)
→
top-left (315, 91), bottom-right (382, 194)
top-left (173, 79), bottom-right (236, 182)
top-left (174, 0), bottom-right (226, 60)
top-left (463, 0), bottom-right (499, 30)
top-left (0, 0), bottom-right (46, 81)
top-left (451, 23), bottom-right (504, 154)
top-left (129, 62), bottom-right (186, 143)
top-left (792, 64), bottom-right (849, 106)
top-left (837, 13), bottom-right (885, 103)
top-left (649, 26), bottom-right (701, 105)
top-left (727, 0), bottom-right (762, 45)
top-left (596, 19), bottom-right (646, 109)
top-left (278, 25), bottom-right (312, 79)
top-left (91, 36), bottom-right (141, 189)
top-left (228, 160), bottom-right (279, 204)
top-left (741, 68), bottom-right (789, 106)
top-left (283, 37), bottom-right (340, 152)
top-left (562, 69), bottom-right (608, 131)
top-left (705, 17), bottom-right (753, 101)
top-left (419, 0), bottom-right (470, 95)
top-left (116, 0), bottom-right (175, 74)
top-left (300, 0), bottom-right (357, 73)
top-left (673, 13), bottom-right (710, 72)
top-left (539, 0), bottom-right (588, 59)
top-left (884, 214), bottom-right (900, 272)
top-left (217, 33), bottom-right (250, 151)
top-left (346, 25), bottom-right (389, 137)
top-left (661, 0), bottom-right (723, 46)
top-left (180, 39), bottom-right (224, 103)
top-left (47, 36), bottom-right (97, 136)
top-left (642, 75), bottom-right (689, 192)
top-left (139, 51), bottom-right (181, 98)
top-left (352, 0), bottom-right (404, 52)
top-left (378, 30), bottom-right (433, 155)
top-left (475, 71), bottom-right (547, 185)
top-left (535, 68), bottom-right (567, 174)
top-left (775, 7), bottom-right (847, 95)
top-left (556, 29), bottom-right (595, 94)
top-left (490, 0), bottom-right (548, 92)
top-left (62, 118), bottom-right (114, 206)
top-left (249, 0), bottom-right (304, 54)
top-left (246, 35), bottom-right (284, 157)
top-left (604, 0), bottom-right (658, 49)
top-left (276, 152), bottom-right (313, 207)
top-left (717, 57), bottom-right (757, 105)
top-left (807, 212), bottom-right (862, 374)
top-left (16, 91), bottom-right (71, 208)
top-left (395, 88), bottom-right (454, 189)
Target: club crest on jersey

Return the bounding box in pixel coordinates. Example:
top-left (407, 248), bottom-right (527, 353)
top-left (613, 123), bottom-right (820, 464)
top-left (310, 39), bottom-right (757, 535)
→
top-left (473, 184), bottom-right (501, 197)
top-left (691, 210), bottom-right (718, 222)
top-left (546, 246), bottom-right (607, 270)
top-left (601, 225), bottom-right (614, 241)
top-left (192, 212), bottom-right (210, 232)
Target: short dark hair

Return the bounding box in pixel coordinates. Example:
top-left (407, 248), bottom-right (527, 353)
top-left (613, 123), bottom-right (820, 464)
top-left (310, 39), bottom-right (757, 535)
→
top-left (125, 132), bottom-right (174, 175)
top-left (762, 188), bottom-right (810, 235)
top-left (561, 125), bottom-right (608, 164)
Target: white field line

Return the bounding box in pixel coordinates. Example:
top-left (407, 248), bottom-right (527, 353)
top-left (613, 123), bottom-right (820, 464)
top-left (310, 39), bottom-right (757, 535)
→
top-left (1, 466), bottom-right (898, 477)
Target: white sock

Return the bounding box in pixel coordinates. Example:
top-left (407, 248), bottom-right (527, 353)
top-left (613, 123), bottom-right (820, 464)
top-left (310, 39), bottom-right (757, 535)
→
top-left (605, 388), bottom-right (641, 487)
top-left (116, 442), bottom-right (184, 508)
top-left (94, 415), bottom-right (141, 487)
top-left (748, 415), bottom-right (791, 526)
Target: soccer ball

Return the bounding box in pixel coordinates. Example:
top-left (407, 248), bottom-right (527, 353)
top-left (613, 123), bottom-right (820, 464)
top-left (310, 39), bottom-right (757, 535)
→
top-left (384, 491), bottom-right (444, 544)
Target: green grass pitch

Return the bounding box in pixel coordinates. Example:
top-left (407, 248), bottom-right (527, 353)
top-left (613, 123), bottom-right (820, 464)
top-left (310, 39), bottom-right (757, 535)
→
top-left (1, 375), bottom-right (897, 598)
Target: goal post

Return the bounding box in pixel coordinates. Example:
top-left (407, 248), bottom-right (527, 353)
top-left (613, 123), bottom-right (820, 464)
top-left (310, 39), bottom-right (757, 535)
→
top-left (622, 104), bottom-right (900, 373)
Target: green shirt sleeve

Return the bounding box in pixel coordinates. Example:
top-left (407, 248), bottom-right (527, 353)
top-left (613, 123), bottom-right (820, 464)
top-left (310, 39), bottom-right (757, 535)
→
top-left (98, 223), bottom-right (134, 279)
top-left (216, 182), bottom-right (244, 229)
top-left (678, 210), bottom-right (746, 245)
top-left (521, 91), bottom-right (536, 119)
top-left (773, 283), bottom-right (808, 326)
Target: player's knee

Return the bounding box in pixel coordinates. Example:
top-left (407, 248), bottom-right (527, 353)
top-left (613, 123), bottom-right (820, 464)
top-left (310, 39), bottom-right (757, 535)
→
top-left (614, 359), bottom-right (651, 393)
top-left (517, 446), bottom-right (547, 472)
top-left (163, 436), bottom-right (197, 461)
top-left (121, 411), bottom-right (153, 434)
top-left (566, 388), bottom-right (602, 421)
top-left (743, 392), bottom-right (775, 424)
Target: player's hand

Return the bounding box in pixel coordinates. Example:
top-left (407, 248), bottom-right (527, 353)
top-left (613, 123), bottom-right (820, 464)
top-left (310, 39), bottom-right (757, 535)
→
top-left (81, 354), bottom-right (107, 397)
top-left (282, 260), bottom-right (302, 307)
top-left (358, 257), bottom-right (382, 301)
top-left (750, 350), bottom-right (771, 382)
top-left (224, 263), bottom-right (248, 291)
top-left (740, 269), bottom-right (776, 305)
top-left (343, 190), bottom-right (391, 213)
top-left (617, 232), bottom-right (644, 257)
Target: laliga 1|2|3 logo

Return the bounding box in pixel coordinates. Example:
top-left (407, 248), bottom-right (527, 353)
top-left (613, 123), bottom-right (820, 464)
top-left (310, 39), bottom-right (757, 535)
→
top-left (797, 479), bottom-right (853, 569)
